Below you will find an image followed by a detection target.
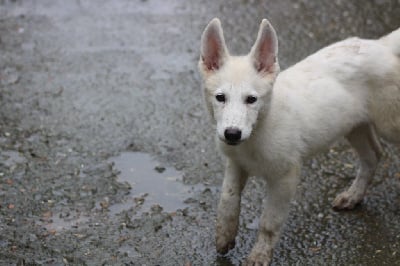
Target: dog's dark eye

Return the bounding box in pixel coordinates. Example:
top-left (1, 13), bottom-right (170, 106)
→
top-left (246, 95), bottom-right (257, 104)
top-left (215, 93), bottom-right (226, 103)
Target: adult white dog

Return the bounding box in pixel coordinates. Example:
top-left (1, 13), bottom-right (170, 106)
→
top-left (198, 18), bottom-right (400, 265)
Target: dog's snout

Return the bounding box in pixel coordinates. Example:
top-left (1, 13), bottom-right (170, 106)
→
top-left (224, 127), bottom-right (242, 143)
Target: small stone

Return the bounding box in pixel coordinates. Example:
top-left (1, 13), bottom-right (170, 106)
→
top-left (0, 68), bottom-right (19, 86)
top-left (154, 166), bottom-right (166, 173)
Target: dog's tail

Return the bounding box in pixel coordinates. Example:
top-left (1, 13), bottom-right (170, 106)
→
top-left (380, 27), bottom-right (400, 57)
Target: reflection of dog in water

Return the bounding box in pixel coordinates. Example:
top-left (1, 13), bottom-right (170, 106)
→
top-left (198, 18), bottom-right (400, 265)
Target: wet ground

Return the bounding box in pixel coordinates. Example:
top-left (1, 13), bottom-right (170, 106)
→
top-left (1, 0), bottom-right (400, 265)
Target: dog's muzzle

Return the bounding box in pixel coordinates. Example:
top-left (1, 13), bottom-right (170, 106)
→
top-left (224, 127), bottom-right (242, 145)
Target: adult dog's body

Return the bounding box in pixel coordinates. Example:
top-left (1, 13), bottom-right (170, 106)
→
top-left (198, 18), bottom-right (400, 265)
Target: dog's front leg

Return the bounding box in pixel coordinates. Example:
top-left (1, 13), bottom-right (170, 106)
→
top-left (216, 158), bottom-right (247, 254)
top-left (245, 165), bottom-right (300, 266)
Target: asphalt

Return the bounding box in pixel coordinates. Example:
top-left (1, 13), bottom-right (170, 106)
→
top-left (0, 0), bottom-right (400, 265)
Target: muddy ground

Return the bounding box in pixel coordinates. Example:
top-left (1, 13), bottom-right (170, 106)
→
top-left (1, 0), bottom-right (400, 265)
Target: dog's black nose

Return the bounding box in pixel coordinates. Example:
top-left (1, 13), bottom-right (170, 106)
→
top-left (224, 127), bottom-right (242, 143)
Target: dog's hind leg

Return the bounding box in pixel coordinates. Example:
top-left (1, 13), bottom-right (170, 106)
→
top-left (216, 159), bottom-right (248, 254)
top-left (332, 123), bottom-right (382, 210)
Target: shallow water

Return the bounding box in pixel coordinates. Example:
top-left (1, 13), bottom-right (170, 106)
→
top-left (109, 152), bottom-right (192, 215)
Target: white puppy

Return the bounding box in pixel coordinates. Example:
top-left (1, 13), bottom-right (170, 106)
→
top-left (198, 18), bottom-right (400, 265)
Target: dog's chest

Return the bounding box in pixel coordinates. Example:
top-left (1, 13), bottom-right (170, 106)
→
top-left (223, 143), bottom-right (272, 177)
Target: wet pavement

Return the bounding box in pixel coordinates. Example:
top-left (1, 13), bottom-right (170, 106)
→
top-left (0, 0), bottom-right (400, 265)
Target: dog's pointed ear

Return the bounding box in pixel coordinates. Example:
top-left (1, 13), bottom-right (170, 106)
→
top-left (200, 18), bottom-right (229, 73)
top-left (250, 19), bottom-right (279, 75)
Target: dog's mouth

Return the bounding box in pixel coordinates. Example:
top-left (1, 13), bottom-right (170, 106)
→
top-left (219, 137), bottom-right (242, 146)
top-left (218, 135), bottom-right (242, 146)
top-left (225, 140), bottom-right (241, 146)
top-left (218, 134), bottom-right (243, 146)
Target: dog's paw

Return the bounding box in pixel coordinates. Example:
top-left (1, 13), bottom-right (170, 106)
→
top-left (244, 250), bottom-right (272, 266)
top-left (216, 235), bottom-right (235, 254)
top-left (215, 227), bottom-right (235, 254)
top-left (216, 220), bottom-right (238, 254)
top-left (332, 191), bottom-right (362, 210)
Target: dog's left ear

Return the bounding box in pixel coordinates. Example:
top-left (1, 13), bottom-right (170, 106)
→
top-left (250, 19), bottom-right (279, 75)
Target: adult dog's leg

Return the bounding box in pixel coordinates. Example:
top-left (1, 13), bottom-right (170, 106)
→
top-left (216, 159), bottom-right (248, 254)
top-left (333, 123), bottom-right (382, 210)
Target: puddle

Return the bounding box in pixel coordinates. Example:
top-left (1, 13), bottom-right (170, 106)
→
top-left (39, 152), bottom-right (206, 232)
top-left (108, 152), bottom-right (199, 216)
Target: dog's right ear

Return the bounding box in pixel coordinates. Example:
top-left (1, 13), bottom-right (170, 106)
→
top-left (200, 18), bottom-right (229, 74)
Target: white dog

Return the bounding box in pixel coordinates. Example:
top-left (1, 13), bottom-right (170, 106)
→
top-left (198, 18), bottom-right (400, 265)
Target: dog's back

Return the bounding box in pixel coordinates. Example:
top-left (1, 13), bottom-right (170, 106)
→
top-left (370, 28), bottom-right (400, 142)
top-left (382, 27), bottom-right (400, 56)
top-left (271, 28), bottom-right (400, 150)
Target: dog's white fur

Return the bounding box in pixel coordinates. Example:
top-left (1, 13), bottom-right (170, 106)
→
top-left (199, 18), bottom-right (400, 265)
